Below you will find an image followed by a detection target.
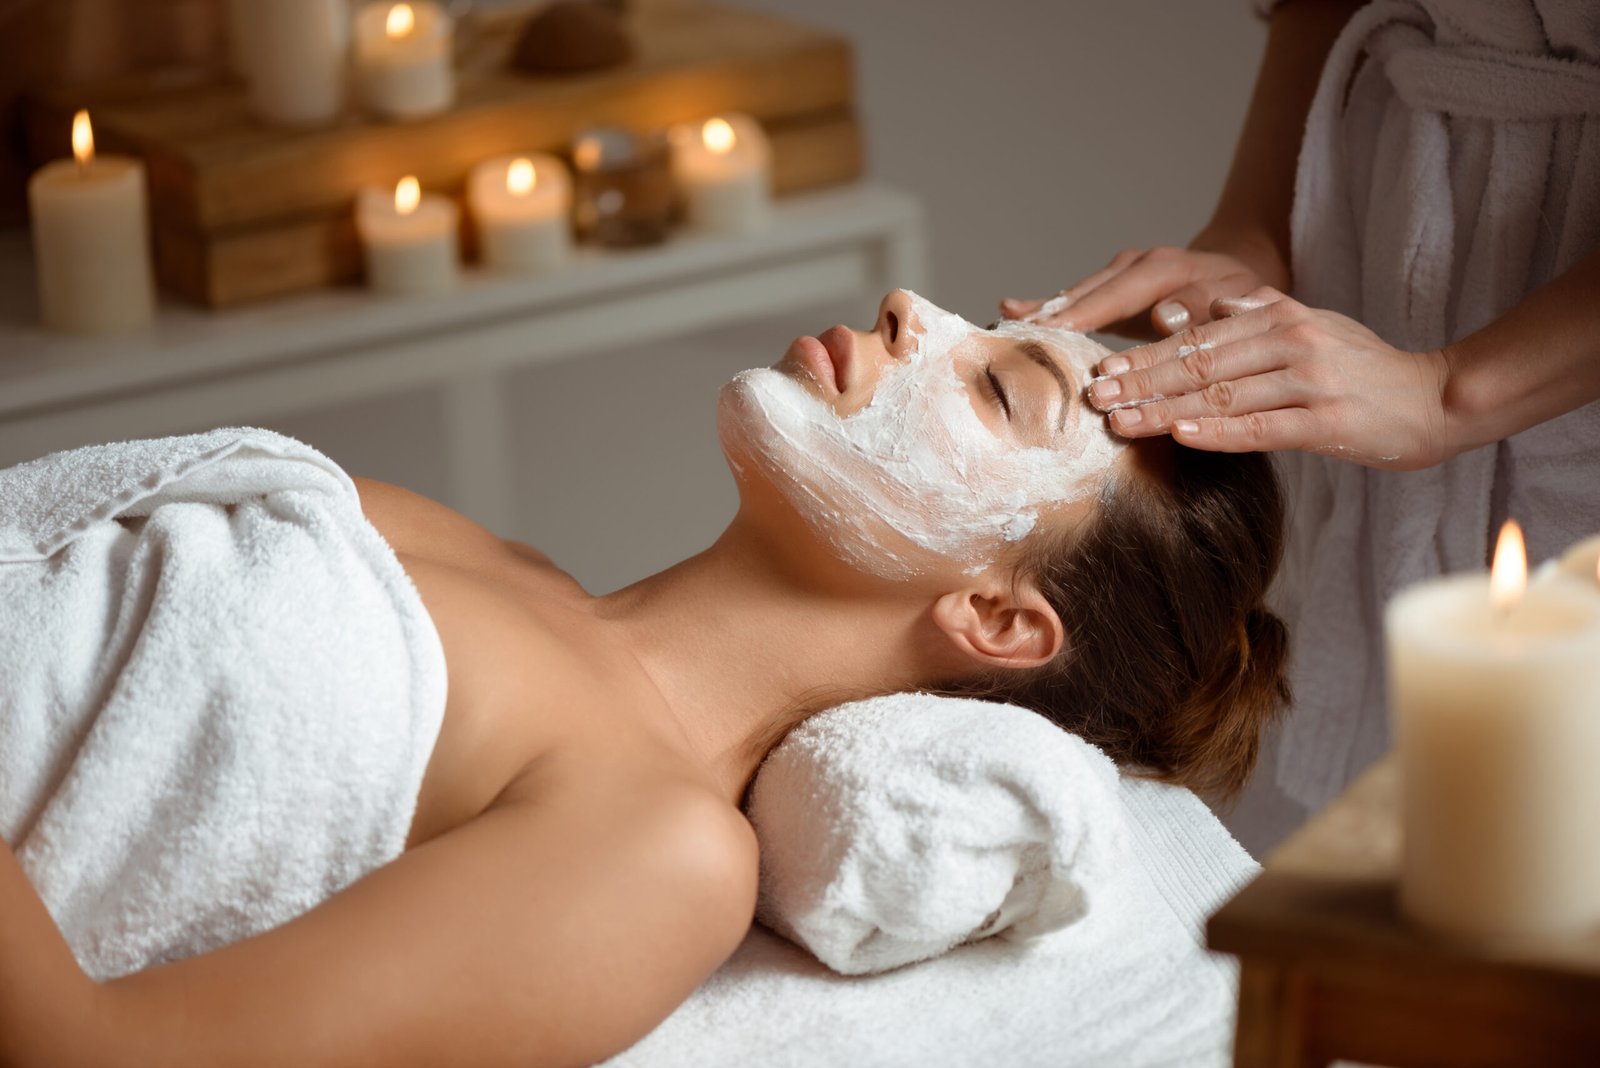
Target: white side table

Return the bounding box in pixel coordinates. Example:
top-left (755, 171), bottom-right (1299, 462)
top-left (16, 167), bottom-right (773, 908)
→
top-left (0, 184), bottom-right (927, 533)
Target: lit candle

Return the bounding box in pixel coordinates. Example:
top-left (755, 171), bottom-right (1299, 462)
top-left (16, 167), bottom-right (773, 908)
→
top-left (1387, 519), bottom-right (1600, 939)
top-left (234, 0), bottom-right (349, 127)
top-left (27, 110), bottom-right (156, 335)
top-left (354, 2), bottom-right (455, 121)
top-left (669, 114), bottom-right (772, 234)
top-left (355, 175), bottom-right (459, 295)
top-left (467, 154), bottom-right (572, 273)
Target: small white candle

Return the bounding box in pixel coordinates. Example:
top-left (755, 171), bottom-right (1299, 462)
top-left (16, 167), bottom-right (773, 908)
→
top-left (1387, 520), bottom-right (1600, 940)
top-left (467, 154), bottom-right (573, 273)
top-left (235, 0), bottom-right (348, 127)
top-left (670, 114), bottom-right (772, 234)
top-left (356, 176), bottom-right (459, 295)
top-left (27, 110), bottom-right (155, 335)
top-left (355, 2), bottom-right (455, 121)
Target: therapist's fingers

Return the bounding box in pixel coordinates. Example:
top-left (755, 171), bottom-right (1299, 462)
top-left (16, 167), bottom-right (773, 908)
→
top-left (1041, 248), bottom-right (1193, 333)
top-left (1102, 368), bottom-right (1307, 437)
top-left (1170, 409), bottom-right (1322, 453)
top-left (1088, 332), bottom-right (1287, 414)
top-left (1000, 249), bottom-right (1147, 327)
top-left (1091, 297), bottom-right (1282, 381)
top-left (1149, 272), bottom-right (1270, 336)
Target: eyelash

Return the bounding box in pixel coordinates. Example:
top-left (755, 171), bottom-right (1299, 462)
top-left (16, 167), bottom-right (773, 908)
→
top-left (984, 366), bottom-right (1013, 420)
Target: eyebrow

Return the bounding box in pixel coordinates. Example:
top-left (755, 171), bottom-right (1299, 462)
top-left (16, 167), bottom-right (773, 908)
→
top-left (1016, 340), bottom-right (1073, 434)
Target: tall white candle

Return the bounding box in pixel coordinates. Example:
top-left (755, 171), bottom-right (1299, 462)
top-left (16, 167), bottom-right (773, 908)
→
top-left (1387, 520), bottom-right (1600, 939)
top-left (467, 154), bottom-right (572, 273)
top-left (355, 2), bottom-right (455, 121)
top-left (356, 176), bottom-right (459, 295)
top-left (235, 0), bottom-right (349, 127)
top-left (670, 114), bottom-right (772, 234)
top-left (27, 110), bottom-right (155, 335)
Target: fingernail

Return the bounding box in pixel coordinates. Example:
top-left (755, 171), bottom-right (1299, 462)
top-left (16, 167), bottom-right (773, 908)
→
top-left (1111, 407), bottom-right (1143, 430)
top-left (1174, 419), bottom-right (1200, 436)
top-left (1101, 355), bottom-right (1130, 374)
top-left (1090, 377), bottom-right (1122, 405)
top-left (1155, 302), bottom-right (1190, 333)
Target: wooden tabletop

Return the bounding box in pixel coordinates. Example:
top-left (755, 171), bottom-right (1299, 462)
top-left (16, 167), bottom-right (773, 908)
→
top-left (1206, 753), bottom-right (1600, 1066)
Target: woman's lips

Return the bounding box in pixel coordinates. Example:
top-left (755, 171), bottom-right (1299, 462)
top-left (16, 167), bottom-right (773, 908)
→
top-left (787, 328), bottom-right (851, 394)
top-left (817, 325), bottom-right (853, 391)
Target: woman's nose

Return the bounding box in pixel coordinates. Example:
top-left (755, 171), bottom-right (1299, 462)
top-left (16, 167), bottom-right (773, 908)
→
top-left (876, 290), bottom-right (916, 362)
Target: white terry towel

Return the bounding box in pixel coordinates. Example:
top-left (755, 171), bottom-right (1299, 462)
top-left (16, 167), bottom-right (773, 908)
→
top-left (1273, 0), bottom-right (1600, 811)
top-left (608, 693), bottom-right (1257, 1067)
top-left (745, 694), bottom-right (1133, 975)
top-left (0, 428), bottom-right (447, 982)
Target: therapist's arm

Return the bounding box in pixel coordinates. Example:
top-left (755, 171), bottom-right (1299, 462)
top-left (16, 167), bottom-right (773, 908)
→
top-left (1003, 0), bottom-right (1365, 338)
top-left (1082, 249), bottom-right (1600, 470)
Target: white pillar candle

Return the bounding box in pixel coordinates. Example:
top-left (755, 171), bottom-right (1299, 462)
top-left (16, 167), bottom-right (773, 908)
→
top-left (355, 2), bottom-right (455, 121)
top-left (356, 176), bottom-right (459, 295)
top-left (27, 110), bottom-right (155, 335)
top-left (670, 114), bottom-right (772, 234)
top-left (1387, 520), bottom-right (1600, 940)
top-left (467, 154), bottom-right (572, 273)
top-left (235, 0), bottom-right (349, 127)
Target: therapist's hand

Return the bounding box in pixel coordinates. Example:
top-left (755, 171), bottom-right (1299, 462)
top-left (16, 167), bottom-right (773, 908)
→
top-left (1085, 288), bottom-right (1453, 470)
top-left (999, 229), bottom-right (1289, 340)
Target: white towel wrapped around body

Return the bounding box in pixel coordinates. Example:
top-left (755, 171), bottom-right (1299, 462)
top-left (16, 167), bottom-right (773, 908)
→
top-left (0, 428), bottom-right (448, 982)
top-left (747, 693), bottom-right (1134, 975)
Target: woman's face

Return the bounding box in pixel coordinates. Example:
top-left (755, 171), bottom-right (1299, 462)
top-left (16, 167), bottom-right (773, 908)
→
top-left (718, 290), bottom-right (1125, 580)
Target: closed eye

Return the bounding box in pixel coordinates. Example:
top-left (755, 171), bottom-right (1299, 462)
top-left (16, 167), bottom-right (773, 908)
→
top-left (983, 365), bottom-right (1012, 420)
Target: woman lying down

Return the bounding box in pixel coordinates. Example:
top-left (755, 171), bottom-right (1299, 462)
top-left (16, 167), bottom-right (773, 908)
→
top-left (0, 289), bottom-right (1288, 1066)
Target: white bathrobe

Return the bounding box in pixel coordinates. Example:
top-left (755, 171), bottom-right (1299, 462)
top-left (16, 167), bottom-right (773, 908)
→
top-left (1270, 0), bottom-right (1600, 810)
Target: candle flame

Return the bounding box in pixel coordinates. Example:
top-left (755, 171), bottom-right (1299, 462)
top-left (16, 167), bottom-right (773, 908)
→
top-left (507, 157), bottom-right (535, 196)
top-left (1490, 518), bottom-right (1527, 614)
top-left (71, 110), bottom-right (94, 167)
top-left (702, 117), bottom-right (736, 155)
top-left (386, 3), bottom-right (415, 38)
top-left (395, 175), bottom-right (421, 216)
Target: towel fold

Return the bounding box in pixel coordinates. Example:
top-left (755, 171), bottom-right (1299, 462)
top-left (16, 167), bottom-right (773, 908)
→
top-left (0, 428), bottom-right (448, 981)
top-left (746, 693), bottom-right (1132, 975)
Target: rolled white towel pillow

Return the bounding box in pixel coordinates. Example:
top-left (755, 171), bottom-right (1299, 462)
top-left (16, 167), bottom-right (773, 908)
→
top-left (746, 693), bottom-right (1132, 975)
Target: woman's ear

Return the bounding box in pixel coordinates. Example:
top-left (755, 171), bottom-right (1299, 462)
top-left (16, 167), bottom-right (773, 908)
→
top-left (931, 580), bottom-right (1065, 671)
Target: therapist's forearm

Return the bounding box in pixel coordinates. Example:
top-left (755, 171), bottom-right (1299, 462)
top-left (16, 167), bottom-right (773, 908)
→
top-left (1441, 250), bottom-right (1600, 456)
top-left (1200, 0), bottom-right (1365, 275)
top-left (0, 837), bottom-right (98, 1066)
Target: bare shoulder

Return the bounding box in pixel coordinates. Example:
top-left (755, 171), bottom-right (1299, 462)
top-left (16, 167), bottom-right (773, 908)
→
top-left (503, 755), bottom-right (760, 921)
top-left (349, 475), bottom-right (503, 560)
top-left (351, 475), bottom-right (563, 571)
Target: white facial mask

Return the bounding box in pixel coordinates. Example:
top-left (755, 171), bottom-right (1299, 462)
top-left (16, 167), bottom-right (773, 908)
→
top-left (718, 293), bottom-right (1123, 579)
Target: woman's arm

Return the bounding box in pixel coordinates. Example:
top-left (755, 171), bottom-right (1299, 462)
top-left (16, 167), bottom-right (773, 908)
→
top-left (0, 837), bottom-right (100, 1066)
top-left (1004, 0), bottom-right (1365, 337)
top-left (1081, 249), bottom-right (1600, 468)
top-left (13, 771), bottom-right (757, 1068)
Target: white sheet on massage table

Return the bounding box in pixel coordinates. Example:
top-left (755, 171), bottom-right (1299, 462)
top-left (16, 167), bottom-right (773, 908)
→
top-left (604, 776), bottom-right (1251, 1067)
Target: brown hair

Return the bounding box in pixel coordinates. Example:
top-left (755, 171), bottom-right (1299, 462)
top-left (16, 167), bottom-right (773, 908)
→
top-left (954, 438), bottom-right (1291, 808)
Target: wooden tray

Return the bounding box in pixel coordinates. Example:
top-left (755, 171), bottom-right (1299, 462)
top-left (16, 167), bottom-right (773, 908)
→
top-left (156, 109), bottom-right (861, 307)
top-left (24, 1), bottom-right (862, 306)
